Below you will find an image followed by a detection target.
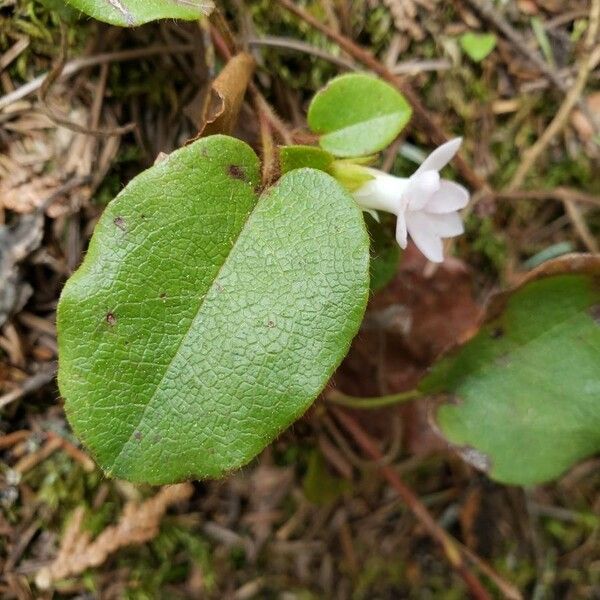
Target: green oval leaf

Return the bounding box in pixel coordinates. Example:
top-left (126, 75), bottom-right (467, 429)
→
top-left (66, 0), bottom-right (214, 27)
top-left (421, 256), bottom-right (600, 485)
top-left (459, 32), bottom-right (497, 63)
top-left (280, 145), bottom-right (334, 174)
top-left (57, 135), bottom-right (370, 484)
top-left (307, 74), bottom-right (412, 158)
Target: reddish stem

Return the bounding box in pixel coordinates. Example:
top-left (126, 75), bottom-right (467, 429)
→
top-left (330, 407), bottom-right (493, 600)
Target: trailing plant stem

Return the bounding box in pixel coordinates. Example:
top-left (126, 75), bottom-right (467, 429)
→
top-left (326, 389), bottom-right (422, 409)
top-left (330, 407), bottom-right (493, 600)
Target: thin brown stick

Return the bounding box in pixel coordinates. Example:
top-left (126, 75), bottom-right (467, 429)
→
top-left (46, 432), bottom-right (96, 473)
top-left (251, 90), bottom-right (294, 145)
top-left (38, 22), bottom-right (135, 137)
top-left (0, 363), bottom-right (57, 410)
top-left (458, 541), bottom-right (523, 600)
top-left (0, 430), bottom-right (31, 450)
top-left (508, 0), bottom-right (600, 189)
top-left (330, 407), bottom-right (494, 600)
top-left (0, 44), bottom-right (197, 111)
top-left (494, 187), bottom-right (600, 208)
top-left (0, 37), bottom-right (30, 71)
top-left (563, 200), bottom-right (599, 253)
top-left (247, 35), bottom-right (357, 70)
top-left (13, 436), bottom-right (62, 474)
top-left (276, 0), bottom-right (486, 192)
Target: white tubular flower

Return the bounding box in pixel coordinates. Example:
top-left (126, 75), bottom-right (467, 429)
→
top-left (352, 138), bottom-right (469, 263)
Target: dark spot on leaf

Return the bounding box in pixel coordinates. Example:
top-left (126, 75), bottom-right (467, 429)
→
top-left (160, 292), bottom-right (167, 300)
top-left (106, 312), bottom-right (116, 326)
top-left (134, 431), bottom-right (142, 440)
top-left (490, 326), bottom-right (504, 339)
top-left (589, 304), bottom-right (600, 325)
top-left (267, 320), bottom-right (276, 328)
top-left (114, 216), bottom-right (126, 231)
top-left (228, 164), bottom-right (246, 180)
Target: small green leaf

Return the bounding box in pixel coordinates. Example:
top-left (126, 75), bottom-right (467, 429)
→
top-left (66, 0), bottom-right (214, 27)
top-left (280, 145), bottom-right (334, 174)
top-left (57, 135), bottom-right (370, 484)
top-left (459, 32), bottom-right (497, 62)
top-left (421, 256), bottom-right (600, 485)
top-left (308, 73), bottom-right (412, 158)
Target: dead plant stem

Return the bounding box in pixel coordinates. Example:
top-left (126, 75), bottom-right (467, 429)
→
top-left (330, 406), bottom-right (494, 600)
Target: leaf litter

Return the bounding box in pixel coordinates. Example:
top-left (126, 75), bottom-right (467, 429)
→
top-left (0, 1), bottom-right (599, 598)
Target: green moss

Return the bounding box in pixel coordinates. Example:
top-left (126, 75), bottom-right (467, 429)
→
top-left (466, 215), bottom-right (508, 274)
top-left (1, 0), bottom-right (88, 78)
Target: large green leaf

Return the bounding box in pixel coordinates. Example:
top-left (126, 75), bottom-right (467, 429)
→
top-left (66, 0), bottom-right (213, 27)
top-left (57, 135), bottom-right (370, 484)
top-left (421, 256), bottom-right (600, 485)
top-left (307, 73), bottom-right (412, 158)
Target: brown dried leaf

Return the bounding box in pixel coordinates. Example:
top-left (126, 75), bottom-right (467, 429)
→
top-left (0, 91), bottom-right (120, 217)
top-left (35, 483), bottom-right (193, 589)
top-left (187, 52), bottom-right (255, 140)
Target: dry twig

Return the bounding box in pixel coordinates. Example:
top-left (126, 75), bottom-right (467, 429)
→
top-left (38, 22), bottom-right (134, 137)
top-left (508, 0), bottom-right (600, 189)
top-left (0, 362), bottom-right (57, 410)
top-left (563, 200), bottom-right (599, 253)
top-left (247, 36), bottom-right (356, 70)
top-left (495, 187), bottom-right (600, 208)
top-left (13, 436), bottom-right (62, 474)
top-left (0, 430), bottom-right (30, 450)
top-left (330, 406), bottom-right (514, 600)
top-left (0, 45), bottom-right (197, 111)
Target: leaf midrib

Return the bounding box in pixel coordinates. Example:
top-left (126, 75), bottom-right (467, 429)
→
top-left (323, 112), bottom-right (403, 140)
top-left (441, 309), bottom-right (600, 434)
top-left (108, 188), bottom-right (263, 471)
